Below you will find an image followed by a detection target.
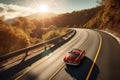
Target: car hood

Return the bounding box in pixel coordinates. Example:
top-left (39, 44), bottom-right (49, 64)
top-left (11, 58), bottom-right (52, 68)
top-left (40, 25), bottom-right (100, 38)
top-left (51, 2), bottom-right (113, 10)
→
top-left (64, 54), bottom-right (77, 62)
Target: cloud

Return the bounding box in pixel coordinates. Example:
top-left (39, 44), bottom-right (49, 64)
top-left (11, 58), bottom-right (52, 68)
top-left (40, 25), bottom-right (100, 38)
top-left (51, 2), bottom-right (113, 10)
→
top-left (0, 3), bottom-right (36, 20)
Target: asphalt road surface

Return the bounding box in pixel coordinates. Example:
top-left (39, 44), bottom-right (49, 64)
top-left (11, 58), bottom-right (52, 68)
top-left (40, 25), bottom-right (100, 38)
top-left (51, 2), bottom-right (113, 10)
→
top-left (96, 31), bottom-right (120, 80)
top-left (0, 29), bottom-right (119, 80)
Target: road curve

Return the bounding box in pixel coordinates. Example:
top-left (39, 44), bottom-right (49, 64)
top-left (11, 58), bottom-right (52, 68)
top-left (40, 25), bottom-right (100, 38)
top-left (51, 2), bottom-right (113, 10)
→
top-left (0, 29), bottom-right (119, 80)
top-left (50, 29), bottom-right (101, 80)
top-left (16, 29), bottom-right (89, 80)
top-left (50, 29), bottom-right (120, 80)
top-left (14, 29), bottom-right (101, 80)
top-left (96, 31), bottom-right (120, 80)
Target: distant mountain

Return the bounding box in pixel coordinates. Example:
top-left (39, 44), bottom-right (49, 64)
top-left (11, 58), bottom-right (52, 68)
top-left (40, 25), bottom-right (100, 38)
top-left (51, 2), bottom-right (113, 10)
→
top-left (38, 6), bottom-right (103, 27)
top-left (5, 12), bottom-right (57, 24)
top-left (26, 12), bottom-right (57, 20)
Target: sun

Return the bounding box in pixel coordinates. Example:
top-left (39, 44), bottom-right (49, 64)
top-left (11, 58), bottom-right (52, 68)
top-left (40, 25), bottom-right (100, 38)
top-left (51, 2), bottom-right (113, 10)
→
top-left (38, 4), bottom-right (49, 13)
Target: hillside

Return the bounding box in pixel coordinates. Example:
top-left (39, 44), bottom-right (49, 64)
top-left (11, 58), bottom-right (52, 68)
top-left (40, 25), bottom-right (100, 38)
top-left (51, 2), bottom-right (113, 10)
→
top-left (26, 12), bottom-right (57, 20)
top-left (50, 6), bottom-right (102, 27)
top-left (6, 0), bottom-right (120, 35)
top-left (83, 0), bottom-right (120, 35)
top-left (26, 6), bottom-right (102, 28)
top-left (0, 16), bottom-right (68, 55)
top-left (26, 0), bottom-right (120, 35)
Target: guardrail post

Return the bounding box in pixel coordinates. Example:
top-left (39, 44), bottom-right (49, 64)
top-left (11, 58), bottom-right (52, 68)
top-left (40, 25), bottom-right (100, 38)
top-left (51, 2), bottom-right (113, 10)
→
top-left (21, 51), bottom-right (28, 63)
top-left (44, 44), bottom-right (47, 51)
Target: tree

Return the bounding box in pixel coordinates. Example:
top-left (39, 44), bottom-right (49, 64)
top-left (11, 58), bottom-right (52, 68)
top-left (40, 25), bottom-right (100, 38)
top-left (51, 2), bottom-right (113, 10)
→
top-left (12, 17), bottom-right (36, 35)
top-left (0, 19), bottom-right (30, 54)
top-left (97, 0), bottom-right (107, 5)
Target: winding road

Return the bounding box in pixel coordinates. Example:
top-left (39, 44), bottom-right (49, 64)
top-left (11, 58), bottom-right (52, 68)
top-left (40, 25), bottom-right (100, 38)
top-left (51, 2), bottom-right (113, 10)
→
top-left (0, 29), bottom-right (120, 80)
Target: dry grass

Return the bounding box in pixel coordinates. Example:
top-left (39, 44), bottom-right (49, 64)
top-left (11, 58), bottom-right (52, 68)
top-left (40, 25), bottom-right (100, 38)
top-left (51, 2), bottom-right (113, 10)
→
top-left (41, 28), bottom-right (68, 41)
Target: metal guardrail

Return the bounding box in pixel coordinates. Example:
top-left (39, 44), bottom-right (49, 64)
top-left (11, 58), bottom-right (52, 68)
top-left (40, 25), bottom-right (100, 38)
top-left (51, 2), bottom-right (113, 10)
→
top-left (0, 29), bottom-right (76, 61)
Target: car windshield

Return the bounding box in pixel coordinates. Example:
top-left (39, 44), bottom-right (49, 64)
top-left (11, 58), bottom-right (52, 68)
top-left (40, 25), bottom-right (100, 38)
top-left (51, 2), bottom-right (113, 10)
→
top-left (70, 52), bottom-right (80, 56)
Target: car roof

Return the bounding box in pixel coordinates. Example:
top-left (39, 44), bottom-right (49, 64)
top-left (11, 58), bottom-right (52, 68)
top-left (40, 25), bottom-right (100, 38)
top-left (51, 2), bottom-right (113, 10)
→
top-left (69, 49), bottom-right (82, 56)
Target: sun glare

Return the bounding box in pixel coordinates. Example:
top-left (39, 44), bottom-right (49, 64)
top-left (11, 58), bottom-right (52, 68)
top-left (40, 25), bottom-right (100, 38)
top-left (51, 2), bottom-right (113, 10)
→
top-left (38, 4), bottom-right (49, 13)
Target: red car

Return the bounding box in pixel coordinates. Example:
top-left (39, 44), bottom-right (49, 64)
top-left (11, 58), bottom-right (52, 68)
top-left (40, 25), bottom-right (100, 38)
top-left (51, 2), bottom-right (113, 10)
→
top-left (63, 49), bottom-right (85, 66)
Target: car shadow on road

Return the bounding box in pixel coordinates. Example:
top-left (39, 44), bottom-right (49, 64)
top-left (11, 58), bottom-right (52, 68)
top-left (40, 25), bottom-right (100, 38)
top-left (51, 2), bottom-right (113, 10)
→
top-left (65, 56), bottom-right (100, 80)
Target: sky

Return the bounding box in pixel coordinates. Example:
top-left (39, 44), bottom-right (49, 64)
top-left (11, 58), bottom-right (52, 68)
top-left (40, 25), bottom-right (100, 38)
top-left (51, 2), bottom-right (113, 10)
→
top-left (0, 0), bottom-right (99, 20)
